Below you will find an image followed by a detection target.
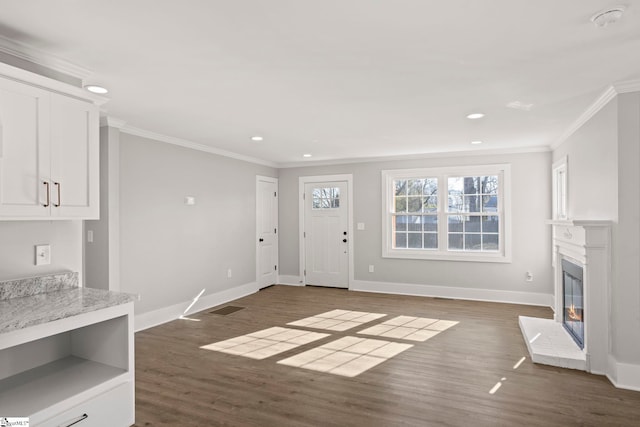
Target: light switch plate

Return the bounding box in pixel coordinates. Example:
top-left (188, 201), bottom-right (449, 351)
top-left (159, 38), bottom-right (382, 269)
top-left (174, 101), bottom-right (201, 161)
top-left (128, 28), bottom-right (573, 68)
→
top-left (357, 222), bottom-right (365, 230)
top-left (35, 244), bottom-right (51, 266)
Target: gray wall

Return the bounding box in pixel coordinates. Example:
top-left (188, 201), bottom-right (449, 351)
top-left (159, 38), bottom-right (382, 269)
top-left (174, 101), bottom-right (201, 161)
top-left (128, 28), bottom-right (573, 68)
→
top-left (279, 151), bottom-right (553, 295)
top-left (118, 133), bottom-right (276, 315)
top-left (0, 221), bottom-right (83, 281)
top-left (552, 93), bottom-right (640, 367)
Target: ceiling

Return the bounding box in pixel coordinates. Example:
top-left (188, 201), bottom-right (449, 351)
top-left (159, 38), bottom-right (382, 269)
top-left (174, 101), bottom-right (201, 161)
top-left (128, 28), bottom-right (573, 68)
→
top-left (0, 0), bottom-right (639, 167)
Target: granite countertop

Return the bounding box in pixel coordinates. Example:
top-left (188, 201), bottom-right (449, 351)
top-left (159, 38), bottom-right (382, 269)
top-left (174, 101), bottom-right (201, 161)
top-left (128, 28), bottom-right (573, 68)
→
top-left (0, 273), bottom-right (136, 334)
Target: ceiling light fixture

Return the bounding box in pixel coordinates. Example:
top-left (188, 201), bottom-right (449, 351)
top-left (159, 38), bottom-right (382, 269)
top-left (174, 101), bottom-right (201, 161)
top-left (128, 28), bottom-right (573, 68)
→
top-left (471, 140), bottom-right (483, 145)
top-left (506, 101), bottom-right (534, 111)
top-left (466, 113), bottom-right (485, 119)
top-left (591, 6), bottom-right (625, 27)
top-left (303, 154), bottom-right (312, 158)
top-left (250, 136), bottom-right (264, 141)
top-left (84, 85), bottom-right (108, 94)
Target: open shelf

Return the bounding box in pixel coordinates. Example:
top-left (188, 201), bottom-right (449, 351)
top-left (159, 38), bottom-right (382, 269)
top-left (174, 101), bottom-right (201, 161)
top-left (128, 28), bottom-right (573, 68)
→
top-left (0, 356), bottom-right (127, 417)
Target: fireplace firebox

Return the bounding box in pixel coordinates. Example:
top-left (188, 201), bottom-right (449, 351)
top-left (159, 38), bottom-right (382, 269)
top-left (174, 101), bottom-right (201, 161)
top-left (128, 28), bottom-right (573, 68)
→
top-left (562, 259), bottom-right (584, 349)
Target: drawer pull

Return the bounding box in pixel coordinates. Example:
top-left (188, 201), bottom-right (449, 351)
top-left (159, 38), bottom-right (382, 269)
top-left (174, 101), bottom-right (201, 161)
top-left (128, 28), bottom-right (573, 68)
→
top-left (59, 413), bottom-right (88, 427)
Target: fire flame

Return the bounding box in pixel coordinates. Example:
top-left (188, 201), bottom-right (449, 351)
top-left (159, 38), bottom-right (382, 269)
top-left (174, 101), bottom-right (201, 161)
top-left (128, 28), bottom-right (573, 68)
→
top-left (567, 304), bottom-right (582, 321)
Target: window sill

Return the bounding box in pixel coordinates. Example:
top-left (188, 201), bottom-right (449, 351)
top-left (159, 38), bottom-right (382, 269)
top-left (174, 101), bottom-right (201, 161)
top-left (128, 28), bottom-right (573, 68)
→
top-left (382, 250), bottom-right (512, 263)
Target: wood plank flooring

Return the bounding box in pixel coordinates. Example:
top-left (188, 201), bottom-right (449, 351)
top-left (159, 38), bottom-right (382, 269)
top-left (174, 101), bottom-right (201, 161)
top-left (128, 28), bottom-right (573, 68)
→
top-left (134, 286), bottom-right (640, 426)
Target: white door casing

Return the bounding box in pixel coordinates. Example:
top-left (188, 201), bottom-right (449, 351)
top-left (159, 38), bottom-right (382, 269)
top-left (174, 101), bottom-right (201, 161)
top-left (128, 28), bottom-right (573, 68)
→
top-left (256, 176), bottom-right (278, 289)
top-left (302, 179), bottom-right (350, 288)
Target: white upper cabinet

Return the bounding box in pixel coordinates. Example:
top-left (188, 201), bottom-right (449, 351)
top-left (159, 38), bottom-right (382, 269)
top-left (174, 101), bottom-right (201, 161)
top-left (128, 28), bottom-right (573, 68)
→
top-left (0, 64), bottom-right (103, 220)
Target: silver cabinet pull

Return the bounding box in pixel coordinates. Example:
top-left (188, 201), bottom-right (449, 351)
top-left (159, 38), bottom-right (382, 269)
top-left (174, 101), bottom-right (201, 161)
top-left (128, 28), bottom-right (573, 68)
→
top-left (54, 181), bottom-right (61, 207)
top-left (43, 181), bottom-right (50, 207)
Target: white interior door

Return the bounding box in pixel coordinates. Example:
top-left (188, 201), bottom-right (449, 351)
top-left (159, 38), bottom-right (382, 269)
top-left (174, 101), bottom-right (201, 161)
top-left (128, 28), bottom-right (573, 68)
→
top-left (256, 176), bottom-right (278, 289)
top-left (304, 181), bottom-right (348, 288)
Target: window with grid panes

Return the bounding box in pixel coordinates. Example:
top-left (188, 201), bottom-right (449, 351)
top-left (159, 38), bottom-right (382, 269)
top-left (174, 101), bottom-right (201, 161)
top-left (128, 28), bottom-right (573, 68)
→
top-left (382, 165), bottom-right (510, 262)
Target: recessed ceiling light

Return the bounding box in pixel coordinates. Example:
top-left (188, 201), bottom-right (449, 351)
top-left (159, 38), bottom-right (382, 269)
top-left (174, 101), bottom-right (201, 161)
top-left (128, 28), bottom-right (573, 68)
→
top-left (250, 136), bottom-right (264, 142)
top-left (303, 154), bottom-right (312, 158)
top-left (466, 113), bottom-right (485, 119)
top-left (471, 140), bottom-right (483, 145)
top-left (506, 101), bottom-right (534, 111)
top-left (84, 85), bottom-right (108, 94)
top-left (591, 6), bottom-right (625, 28)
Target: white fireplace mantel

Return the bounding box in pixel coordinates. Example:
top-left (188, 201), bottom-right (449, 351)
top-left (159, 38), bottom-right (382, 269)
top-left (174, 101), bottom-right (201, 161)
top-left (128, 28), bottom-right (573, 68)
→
top-left (520, 220), bottom-right (611, 375)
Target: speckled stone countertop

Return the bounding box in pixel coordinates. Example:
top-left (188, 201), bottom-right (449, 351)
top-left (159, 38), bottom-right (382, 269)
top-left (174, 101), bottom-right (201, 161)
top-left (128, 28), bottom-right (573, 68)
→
top-left (0, 272), bottom-right (136, 334)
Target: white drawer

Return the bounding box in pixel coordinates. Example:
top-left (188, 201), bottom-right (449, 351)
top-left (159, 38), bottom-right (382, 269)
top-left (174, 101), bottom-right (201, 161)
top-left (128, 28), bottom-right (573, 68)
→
top-left (39, 382), bottom-right (133, 427)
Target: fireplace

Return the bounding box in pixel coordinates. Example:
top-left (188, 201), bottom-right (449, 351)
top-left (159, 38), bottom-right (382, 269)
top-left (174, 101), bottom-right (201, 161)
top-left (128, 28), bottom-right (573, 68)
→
top-left (562, 259), bottom-right (584, 349)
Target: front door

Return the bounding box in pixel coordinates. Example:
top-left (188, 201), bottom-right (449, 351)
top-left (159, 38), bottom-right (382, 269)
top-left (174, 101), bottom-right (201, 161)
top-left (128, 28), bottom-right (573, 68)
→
top-left (304, 181), bottom-right (348, 288)
top-left (256, 176), bottom-right (278, 289)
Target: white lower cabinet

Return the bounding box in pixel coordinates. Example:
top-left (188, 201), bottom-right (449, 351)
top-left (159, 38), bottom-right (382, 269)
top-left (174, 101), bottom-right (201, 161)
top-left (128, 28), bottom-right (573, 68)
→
top-left (40, 382), bottom-right (133, 427)
top-left (0, 304), bottom-right (134, 427)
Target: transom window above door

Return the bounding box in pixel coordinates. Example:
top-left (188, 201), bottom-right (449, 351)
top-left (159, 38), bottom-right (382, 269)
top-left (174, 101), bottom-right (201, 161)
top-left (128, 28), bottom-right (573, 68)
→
top-left (312, 187), bottom-right (340, 209)
top-left (382, 165), bottom-right (511, 263)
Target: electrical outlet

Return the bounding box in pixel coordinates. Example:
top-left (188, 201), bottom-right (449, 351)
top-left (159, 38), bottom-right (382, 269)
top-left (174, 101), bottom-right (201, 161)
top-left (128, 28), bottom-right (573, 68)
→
top-left (227, 269), bottom-right (232, 278)
top-left (368, 265), bottom-right (375, 273)
top-left (35, 245), bottom-right (51, 266)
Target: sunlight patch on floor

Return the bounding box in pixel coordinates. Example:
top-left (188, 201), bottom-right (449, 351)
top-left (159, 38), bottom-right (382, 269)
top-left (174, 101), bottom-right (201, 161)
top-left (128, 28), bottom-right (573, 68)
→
top-left (357, 315), bottom-right (459, 341)
top-left (200, 327), bottom-right (329, 360)
top-left (277, 336), bottom-right (413, 377)
top-left (287, 309), bottom-right (386, 331)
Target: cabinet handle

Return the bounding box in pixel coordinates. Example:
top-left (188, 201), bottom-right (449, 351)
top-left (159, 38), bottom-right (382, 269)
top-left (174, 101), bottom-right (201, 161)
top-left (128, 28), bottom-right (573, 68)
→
top-left (43, 181), bottom-right (50, 207)
top-left (60, 413), bottom-right (88, 427)
top-left (54, 181), bottom-right (61, 207)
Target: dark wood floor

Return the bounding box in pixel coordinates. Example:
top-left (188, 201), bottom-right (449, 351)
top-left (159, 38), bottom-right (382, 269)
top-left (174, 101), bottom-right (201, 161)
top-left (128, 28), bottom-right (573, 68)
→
top-left (134, 286), bottom-right (640, 426)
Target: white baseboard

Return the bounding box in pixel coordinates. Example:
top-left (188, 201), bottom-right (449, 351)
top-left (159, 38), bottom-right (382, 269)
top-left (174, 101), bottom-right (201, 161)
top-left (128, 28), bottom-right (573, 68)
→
top-left (135, 281), bottom-right (258, 332)
top-left (607, 355), bottom-right (640, 391)
top-left (278, 275), bottom-right (304, 286)
top-left (350, 279), bottom-right (554, 307)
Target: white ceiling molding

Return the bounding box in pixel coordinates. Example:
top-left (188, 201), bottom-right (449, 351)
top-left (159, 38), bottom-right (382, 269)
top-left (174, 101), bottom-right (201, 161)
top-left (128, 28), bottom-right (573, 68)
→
top-left (551, 86), bottom-right (617, 150)
top-left (100, 116), bottom-right (127, 129)
top-left (120, 125), bottom-right (278, 168)
top-left (279, 145), bottom-right (550, 169)
top-left (0, 34), bottom-right (92, 81)
top-left (613, 79), bottom-right (640, 94)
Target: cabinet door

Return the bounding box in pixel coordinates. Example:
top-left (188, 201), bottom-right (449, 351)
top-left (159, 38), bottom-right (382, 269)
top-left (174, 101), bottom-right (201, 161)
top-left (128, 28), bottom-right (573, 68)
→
top-left (0, 78), bottom-right (51, 217)
top-left (50, 94), bottom-right (99, 218)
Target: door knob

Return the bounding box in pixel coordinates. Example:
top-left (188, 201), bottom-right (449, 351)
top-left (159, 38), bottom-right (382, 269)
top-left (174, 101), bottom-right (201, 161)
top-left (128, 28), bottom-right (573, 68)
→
top-left (343, 239), bottom-right (347, 243)
top-left (343, 231), bottom-right (347, 235)
top-left (259, 238), bottom-right (264, 242)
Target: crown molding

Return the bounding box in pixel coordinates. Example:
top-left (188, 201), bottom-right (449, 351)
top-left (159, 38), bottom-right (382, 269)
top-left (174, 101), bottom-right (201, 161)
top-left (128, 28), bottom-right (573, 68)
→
top-left (613, 79), bottom-right (640, 94)
top-left (119, 125), bottom-right (279, 168)
top-left (0, 35), bottom-right (92, 81)
top-left (278, 145), bottom-right (550, 169)
top-left (551, 86), bottom-right (617, 150)
top-left (552, 78), bottom-right (640, 150)
top-left (100, 116), bottom-right (127, 129)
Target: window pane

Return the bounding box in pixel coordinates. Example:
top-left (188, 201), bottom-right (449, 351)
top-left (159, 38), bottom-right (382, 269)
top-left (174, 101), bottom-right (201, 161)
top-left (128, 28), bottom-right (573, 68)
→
top-left (482, 234), bottom-right (499, 250)
top-left (482, 195), bottom-right (498, 212)
top-left (408, 197), bottom-right (422, 213)
top-left (466, 216), bottom-right (481, 232)
top-left (407, 215), bottom-right (421, 231)
top-left (408, 233), bottom-right (422, 248)
top-left (464, 195), bottom-right (481, 213)
top-left (408, 179), bottom-right (423, 195)
top-left (395, 180), bottom-right (407, 196)
top-left (423, 178), bottom-right (438, 196)
top-left (465, 234), bottom-right (482, 251)
top-left (313, 199), bottom-right (321, 209)
top-left (395, 216), bottom-right (407, 231)
top-left (395, 197), bottom-right (407, 213)
top-left (448, 233), bottom-right (463, 250)
top-left (483, 176), bottom-right (499, 194)
top-left (423, 233), bottom-right (437, 249)
top-left (448, 215), bottom-right (463, 232)
top-left (395, 232), bottom-right (407, 248)
top-left (424, 196), bottom-right (437, 213)
top-left (463, 177), bottom-right (480, 195)
top-left (447, 194), bottom-right (463, 213)
top-left (448, 177), bottom-right (463, 194)
top-left (312, 188), bottom-right (321, 198)
top-left (331, 198), bottom-right (340, 208)
top-left (321, 198), bottom-right (330, 208)
top-left (422, 215), bottom-right (437, 232)
top-left (482, 216), bottom-right (499, 232)
top-left (313, 187), bottom-right (340, 210)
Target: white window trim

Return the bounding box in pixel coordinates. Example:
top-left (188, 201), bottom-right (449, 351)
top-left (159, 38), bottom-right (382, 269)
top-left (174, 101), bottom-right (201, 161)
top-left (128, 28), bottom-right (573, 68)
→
top-left (552, 156), bottom-right (568, 220)
top-left (381, 164), bottom-right (512, 263)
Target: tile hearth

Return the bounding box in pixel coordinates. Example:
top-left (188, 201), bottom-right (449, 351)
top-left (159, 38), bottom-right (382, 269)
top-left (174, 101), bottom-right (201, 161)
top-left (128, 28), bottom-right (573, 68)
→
top-left (519, 316), bottom-right (586, 370)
